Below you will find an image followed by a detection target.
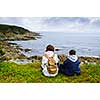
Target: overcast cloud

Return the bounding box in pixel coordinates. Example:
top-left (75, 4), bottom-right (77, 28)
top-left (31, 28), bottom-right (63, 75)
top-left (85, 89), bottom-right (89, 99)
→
top-left (0, 17), bottom-right (100, 33)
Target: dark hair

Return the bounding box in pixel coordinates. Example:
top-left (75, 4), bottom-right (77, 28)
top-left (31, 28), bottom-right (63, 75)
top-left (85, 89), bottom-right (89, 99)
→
top-left (46, 45), bottom-right (55, 52)
top-left (69, 50), bottom-right (76, 55)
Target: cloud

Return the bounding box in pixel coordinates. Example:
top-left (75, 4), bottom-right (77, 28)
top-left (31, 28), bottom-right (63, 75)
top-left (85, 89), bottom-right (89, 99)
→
top-left (0, 17), bottom-right (100, 33)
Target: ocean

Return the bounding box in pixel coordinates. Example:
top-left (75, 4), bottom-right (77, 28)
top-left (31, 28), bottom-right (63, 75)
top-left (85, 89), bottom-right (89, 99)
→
top-left (10, 31), bottom-right (100, 57)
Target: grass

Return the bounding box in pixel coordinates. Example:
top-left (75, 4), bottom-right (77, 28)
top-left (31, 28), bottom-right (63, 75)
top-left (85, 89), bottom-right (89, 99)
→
top-left (0, 61), bottom-right (100, 83)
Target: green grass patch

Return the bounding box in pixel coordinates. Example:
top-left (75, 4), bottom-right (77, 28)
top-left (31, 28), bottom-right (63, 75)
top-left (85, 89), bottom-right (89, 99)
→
top-left (0, 62), bottom-right (100, 83)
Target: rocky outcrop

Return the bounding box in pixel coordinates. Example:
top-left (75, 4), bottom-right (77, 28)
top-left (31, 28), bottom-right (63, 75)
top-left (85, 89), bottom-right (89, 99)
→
top-left (0, 41), bottom-right (27, 62)
top-left (0, 24), bottom-right (41, 41)
top-left (0, 24), bottom-right (42, 62)
top-left (27, 54), bottom-right (100, 64)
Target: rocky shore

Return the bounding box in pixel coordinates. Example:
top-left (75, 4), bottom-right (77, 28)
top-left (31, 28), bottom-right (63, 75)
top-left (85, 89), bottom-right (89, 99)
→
top-left (0, 24), bottom-right (41, 62)
top-left (0, 41), bottom-right (26, 61)
top-left (0, 24), bottom-right (100, 64)
top-left (27, 54), bottom-right (100, 64)
top-left (0, 40), bottom-right (100, 64)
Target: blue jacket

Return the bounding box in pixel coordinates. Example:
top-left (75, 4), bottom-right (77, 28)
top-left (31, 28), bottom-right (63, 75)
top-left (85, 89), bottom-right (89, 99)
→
top-left (60, 58), bottom-right (81, 76)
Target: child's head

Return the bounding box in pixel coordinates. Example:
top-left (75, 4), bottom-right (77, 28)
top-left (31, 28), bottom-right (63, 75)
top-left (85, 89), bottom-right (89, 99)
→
top-left (46, 45), bottom-right (55, 52)
top-left (69, 49), bottom-right (76, 55)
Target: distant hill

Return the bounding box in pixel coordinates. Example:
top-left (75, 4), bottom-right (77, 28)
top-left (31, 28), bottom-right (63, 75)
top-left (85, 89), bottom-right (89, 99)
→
top-left (0, 24), bottom-right (40, 40)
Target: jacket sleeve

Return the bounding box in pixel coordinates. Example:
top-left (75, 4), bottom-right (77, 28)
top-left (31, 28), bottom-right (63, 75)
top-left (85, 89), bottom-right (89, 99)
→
top-left (77, 59), bottom-right (81, 65)
top-left (64, 59), bottom-right (68, 65)
top-left (79, 59), bottom-right (81, 64)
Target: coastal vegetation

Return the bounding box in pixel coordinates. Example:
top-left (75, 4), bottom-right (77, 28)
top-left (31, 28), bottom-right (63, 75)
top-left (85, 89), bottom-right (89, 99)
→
top-left (0, 24), bottom-right (40, 41)
top-left (0, 61), bottom-right (100, 83)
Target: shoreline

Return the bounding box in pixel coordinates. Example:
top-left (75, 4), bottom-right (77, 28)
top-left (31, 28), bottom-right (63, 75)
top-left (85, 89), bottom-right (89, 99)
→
top-left (7, 55), bottom-right (100, 64)
top-left (0, 41), bottom-right (100, 64)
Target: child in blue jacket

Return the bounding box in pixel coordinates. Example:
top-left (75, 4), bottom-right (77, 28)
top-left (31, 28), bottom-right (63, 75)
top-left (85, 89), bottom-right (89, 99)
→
top-left (59, 50), bottom-right (81, 76)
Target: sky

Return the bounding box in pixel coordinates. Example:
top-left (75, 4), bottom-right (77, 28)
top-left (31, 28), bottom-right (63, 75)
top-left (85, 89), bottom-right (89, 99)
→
top-left (0, 17), bottom-right (100, 33)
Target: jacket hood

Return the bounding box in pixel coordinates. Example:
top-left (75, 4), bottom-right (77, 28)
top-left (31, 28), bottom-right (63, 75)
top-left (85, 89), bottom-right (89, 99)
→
top-left (45, 51), bottom-right (54, 57)
top-left (68, 55), bottom-right (78, 62)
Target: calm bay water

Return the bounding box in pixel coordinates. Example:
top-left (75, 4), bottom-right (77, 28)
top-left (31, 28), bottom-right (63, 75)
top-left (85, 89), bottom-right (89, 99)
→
top-left (10, 32), bottom-right (100, 57)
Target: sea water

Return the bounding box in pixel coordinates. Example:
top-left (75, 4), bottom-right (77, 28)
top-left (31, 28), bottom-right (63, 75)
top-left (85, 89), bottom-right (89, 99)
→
top-left (10, 31), bottom-right (100, 57)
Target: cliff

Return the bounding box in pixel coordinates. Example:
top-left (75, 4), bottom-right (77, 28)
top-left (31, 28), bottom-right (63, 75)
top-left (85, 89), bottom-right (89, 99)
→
top-left (0, 24), bottom-right (40, 41)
